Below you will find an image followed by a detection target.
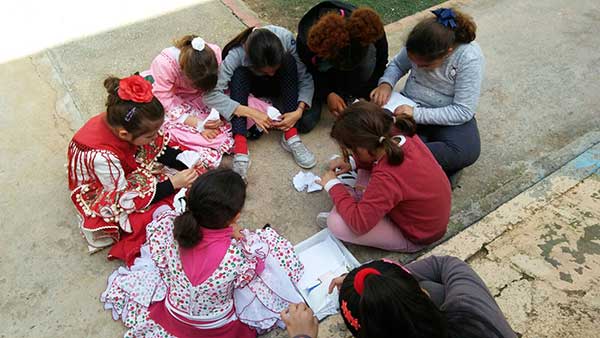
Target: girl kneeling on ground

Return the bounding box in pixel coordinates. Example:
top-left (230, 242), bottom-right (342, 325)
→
top-left (204, 25), bottom-right (317, 180)
top-left (318, 101), bottom-right (451, 252)
top-left (371, 8), bottom-right (484, 185)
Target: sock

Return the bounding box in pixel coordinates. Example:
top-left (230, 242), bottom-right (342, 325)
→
top-left (233, 134), bottom-right (248, 154)
top-left (284, 128), bottom-right (298, 141)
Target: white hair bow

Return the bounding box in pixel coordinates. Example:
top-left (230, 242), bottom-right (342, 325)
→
top-left (191, 37), bottom-right (206, 52)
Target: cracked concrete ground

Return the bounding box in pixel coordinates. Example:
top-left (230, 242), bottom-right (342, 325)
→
top-left (469, 175), bottom-right (600, 337)
top-left (1, 0), bottom-right (599, 337)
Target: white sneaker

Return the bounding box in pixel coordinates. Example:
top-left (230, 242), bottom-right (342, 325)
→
top-left (316, 212), bottom-right (330, 229)
top-left (232, 153), bottom-right (251, 182)
top-left (281, 135), bottom-right (317, 169)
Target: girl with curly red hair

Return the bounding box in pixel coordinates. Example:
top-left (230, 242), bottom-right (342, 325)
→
top-left (297, 1), bottom-right (388, 122)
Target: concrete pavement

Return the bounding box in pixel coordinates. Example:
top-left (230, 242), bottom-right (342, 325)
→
top-left (1, 0), bottom-right (599, 337)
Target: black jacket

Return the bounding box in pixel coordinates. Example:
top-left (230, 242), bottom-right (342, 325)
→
top-left (296, 1), bottom-right (388, 100)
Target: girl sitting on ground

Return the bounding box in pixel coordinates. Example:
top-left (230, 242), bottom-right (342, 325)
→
top-left (318, 101), bottom-right (451, 252)
top-left (101, 169), bottom-right (304, 338)
top-left (371, 8), bottom-right (484, 185)
top-left (67, 75), bottom-right (198, 265)
top-left (297, 1), bottom-right (388, 119)
top-left (281, 256), bottom-right (517, 338)
top-left (203, 25), bottom-right (317, 180)
top-left (147, 35), bottom-right (274, 168)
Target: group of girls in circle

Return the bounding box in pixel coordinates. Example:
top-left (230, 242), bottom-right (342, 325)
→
top-left (67, 1), bottom-right (513, 337)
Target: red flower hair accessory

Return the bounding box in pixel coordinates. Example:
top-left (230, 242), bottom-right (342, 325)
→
top-left (117, 75), bottom-right (153, 103)
top-left (341, 300), bottom-right (360, 331)
top-left (353, 267), bottom-right (381, 296)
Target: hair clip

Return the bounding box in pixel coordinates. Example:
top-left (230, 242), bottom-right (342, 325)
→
top-left (354, 267), bottom-right (381, 296)
top-left (431, 8), bottom-right (457, 29)
top-left (191, 37), bottom-right (205, 52)
top-left (124, 107), bottom-right (137, 122)
top-left (341, 300), bottom-right (360, 331)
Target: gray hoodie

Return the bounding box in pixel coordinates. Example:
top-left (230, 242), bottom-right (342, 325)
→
top-left (203, 25), bottom-right (314, 120)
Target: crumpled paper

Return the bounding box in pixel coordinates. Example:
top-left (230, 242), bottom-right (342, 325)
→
top-left (175, 150), bottom-right (201, 168)
top-left (267, 106), bottom-right (282, 121)
top-left (196, 108), bottom-right (220, 132)
top-left (257, 106), bottom-right (282, 132)
top-left (293, 171), bottom-right (323, 193)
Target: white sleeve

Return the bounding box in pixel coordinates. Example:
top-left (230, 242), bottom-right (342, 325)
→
top-left (93, 152), bottom-right (127, 191)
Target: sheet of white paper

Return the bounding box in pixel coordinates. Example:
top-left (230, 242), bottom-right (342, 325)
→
top-left (196, 108), bottom-right (221, 132)
top-left (267, 106), bottom-right (282, 121)
top-left (296, 235), bottom-right (355, 319)
top-left (175, 150), bottom-right (201, 168)
top-left (293, 171), bottom-right (323, 193)
top-left (297, 236), bottom-right (346, 286)
top-left (383, 92), bottom-right (417, 112)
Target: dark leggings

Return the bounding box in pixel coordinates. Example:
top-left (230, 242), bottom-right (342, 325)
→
top-left (417, 117), bottom-right (481, 175)
top-left (229, 53), bottom-right (299, 136)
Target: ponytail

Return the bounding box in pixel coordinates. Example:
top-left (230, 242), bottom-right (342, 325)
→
top-left (381, 137), bottom-right (403, 165)
top-left (172, 169), bottom-right (246, 249)
top-left (453, 9), bottom-right (477, 44)
top-left (406, 7), bottom-right (477, 61)
top-left (393, 114), bottom-right (417, 136)
top-left (173, 211), bottom-right (202, 248)
top-left (383, 113), bottom-right (417, 165)
top-left (222, 26), bottom-right (254, 60)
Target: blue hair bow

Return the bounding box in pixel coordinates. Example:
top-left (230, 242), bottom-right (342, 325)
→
top-left (431, 8), bottom-right (457, 29)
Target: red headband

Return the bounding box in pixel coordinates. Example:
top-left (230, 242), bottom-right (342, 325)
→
top-left (353, 267), bottom-right (381, 296)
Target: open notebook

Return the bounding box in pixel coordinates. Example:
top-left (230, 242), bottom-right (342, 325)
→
top-left (293, 229), bottom-right (361, 320)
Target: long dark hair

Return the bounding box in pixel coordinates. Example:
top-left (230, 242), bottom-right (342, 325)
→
top-left (173, 169), bottom-right (246, 248)
top-left (103, 76), bottom-right (164, 138)
top-left (222, 27), bottom-right (284, 69)
top-left (174, 35), bottom-right (218, 91)
top-left (340, 260), bottom-right (505, 338)
top-left (330, 101), bottom-right (416, 166)
top-left (340, 260), bottom-right (447, 338)
top-left (406, 8), bottom-right (476, 61)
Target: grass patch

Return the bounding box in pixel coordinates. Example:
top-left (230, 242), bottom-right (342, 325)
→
top-left (243, 0), bottom-right (445, 31)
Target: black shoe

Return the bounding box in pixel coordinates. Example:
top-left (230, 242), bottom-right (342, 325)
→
top-left (247, 125), bottom-right (263, 140)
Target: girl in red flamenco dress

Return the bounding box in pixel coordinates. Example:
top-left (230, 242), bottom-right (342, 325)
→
top-left (67, 75), bottom-right (199, 265)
